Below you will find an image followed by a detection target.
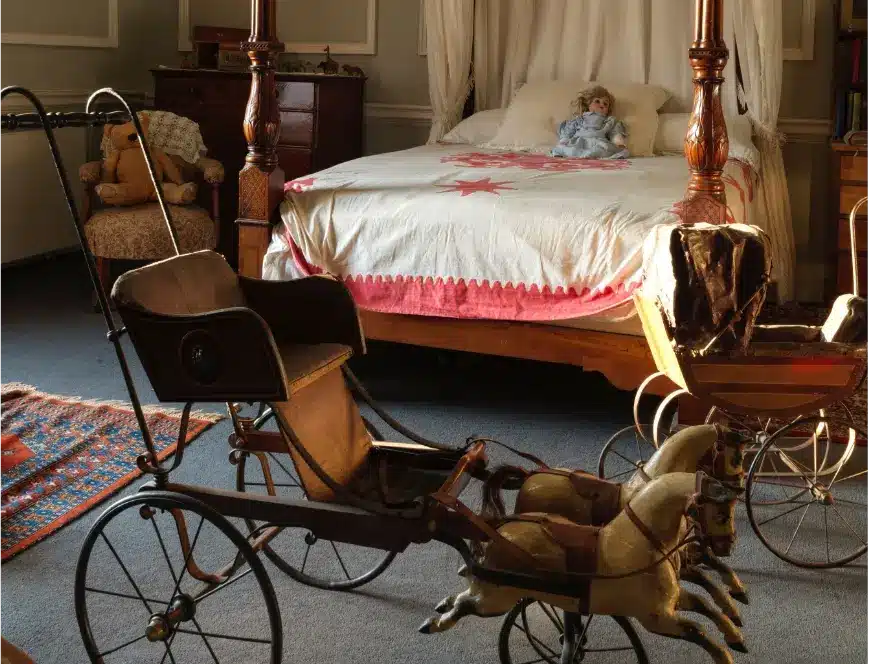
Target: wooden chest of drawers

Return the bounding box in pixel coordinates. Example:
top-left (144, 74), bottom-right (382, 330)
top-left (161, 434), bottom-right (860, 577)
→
top-left (152, 68), bottom-right (364, 266)
top-left (828, 143), bottom-right (867, 300)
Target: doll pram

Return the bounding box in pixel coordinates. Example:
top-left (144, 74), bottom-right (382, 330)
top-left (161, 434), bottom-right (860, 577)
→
top-left (621, 215), bottom-right (868, 570)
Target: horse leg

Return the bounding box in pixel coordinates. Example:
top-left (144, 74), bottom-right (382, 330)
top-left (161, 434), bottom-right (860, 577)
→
top-left (635, 613), bottom-right (734, 664)
top-left (420, 590), bottom-right (478, 633)
top-left (681, 565), bottom-right (743, 626)
top-left (701, 548), bottom-right (749, 604)
top-left (435, 594), bottom-right (457, 613)
top-left (678, 589), bottom-right (747, 653)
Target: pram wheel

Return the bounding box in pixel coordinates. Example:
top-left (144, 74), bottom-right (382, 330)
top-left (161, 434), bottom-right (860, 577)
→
top-left (498, 599), bottom-right (648, 664)
top-left (597, 425), bottom-right (657, 482)
top-left (236, 451), bottom-right (397, 590)
top-left (746, 415), bottom-right (867, 568)
top-left (74, 491), bottom-right (282, 663)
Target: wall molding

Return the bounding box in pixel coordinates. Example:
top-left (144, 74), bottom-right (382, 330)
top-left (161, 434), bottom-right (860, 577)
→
top-left (361, 106), bottom-right (833, 142)
top-left (365, 103), bottom-right (433, 124)
top-left (178, 0), bottom-right (377, 55)
top-left (287, 0), bottom-right (377, 55)
top-left (778, 117), bottom-right (831, 143)
top-left (1, 89), bottom-right (151, 112)
top-left (178, 0), bottom-right (192, 51)
top-left (418, 0), bottom-right (427, 56)
top-left (783, 0), bottom-right (816, 61)
top-left (2, 0), bottom-right (119, 49)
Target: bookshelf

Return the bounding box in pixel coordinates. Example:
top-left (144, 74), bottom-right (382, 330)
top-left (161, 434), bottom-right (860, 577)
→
top-left (832, 32), bottom-right (867, 140)
top-left (827, 2), bottom-right (868, 302)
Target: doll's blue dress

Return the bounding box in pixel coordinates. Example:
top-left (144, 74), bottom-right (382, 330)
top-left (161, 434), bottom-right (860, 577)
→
top-left (551, 111), bottom-right (629, 159)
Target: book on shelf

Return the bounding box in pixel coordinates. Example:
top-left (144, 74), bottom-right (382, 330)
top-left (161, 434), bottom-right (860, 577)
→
top-left (844, 129), bottom-right (868, 147)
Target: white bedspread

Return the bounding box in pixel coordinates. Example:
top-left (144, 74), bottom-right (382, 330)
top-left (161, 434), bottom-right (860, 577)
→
top-left (265, 145), bottom-right (755, 321)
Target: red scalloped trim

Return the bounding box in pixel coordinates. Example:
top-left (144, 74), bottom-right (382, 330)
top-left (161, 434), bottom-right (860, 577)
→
top-left (284, 231), bottom-right (639, 320)
top-left (340, 273), bottom-right (641, 320)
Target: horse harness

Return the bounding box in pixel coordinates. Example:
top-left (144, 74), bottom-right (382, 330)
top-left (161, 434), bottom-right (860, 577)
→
top-left (527, 468), bottom-right (623, 526)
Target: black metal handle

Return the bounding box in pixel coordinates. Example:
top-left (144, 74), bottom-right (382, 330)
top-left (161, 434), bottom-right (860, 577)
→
top-left (1, 109), bottom-right (130, 132)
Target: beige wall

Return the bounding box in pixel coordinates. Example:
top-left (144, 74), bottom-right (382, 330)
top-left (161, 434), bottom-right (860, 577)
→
top-left (1, 0), bottom-right (179, 264)
top-left (780, 0), bottom-right (835, 302)
top-left (186, 0), bottom-right (431, 154)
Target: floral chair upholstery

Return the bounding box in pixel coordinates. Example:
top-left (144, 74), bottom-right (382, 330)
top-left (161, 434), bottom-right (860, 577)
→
top-left (78, 110), bottom-right (224, 295)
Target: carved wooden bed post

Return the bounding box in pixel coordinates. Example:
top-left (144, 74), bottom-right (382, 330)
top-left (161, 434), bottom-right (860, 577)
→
top-left (237, 0), bottom-right (284, 278)
top-left (685, 0), bottom-right (729, 210)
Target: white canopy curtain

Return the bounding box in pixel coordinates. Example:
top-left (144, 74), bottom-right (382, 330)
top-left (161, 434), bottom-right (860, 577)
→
top-left (469, 0), bottom-right (706, 113)
top-left (424, 0), bottom-right (475, 143)
top-left (425, 0), bottom-right (793, 298)
top-left (730, 0), bottom-right (795, 301)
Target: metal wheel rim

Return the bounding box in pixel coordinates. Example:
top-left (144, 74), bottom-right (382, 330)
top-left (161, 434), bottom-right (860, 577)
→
top-left (597, 425), bottom-right (658, 482)
top-left (236, 451), bottom-right (397, 590)
top-left (633, 372), bottom-right (667, 444)
top-left (497, 599), bottom-right (649, 664)
top-left (745, 416), bottom-right (868, 569)
top-left (74, 490), bottom-right (282, 663)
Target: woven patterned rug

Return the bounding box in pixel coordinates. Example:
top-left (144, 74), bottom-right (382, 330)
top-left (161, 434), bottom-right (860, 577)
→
top-left (0, 383), bottom-right (222, 561)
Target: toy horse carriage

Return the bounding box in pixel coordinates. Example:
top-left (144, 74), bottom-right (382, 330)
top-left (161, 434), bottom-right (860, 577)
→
top-left (599, 220), bottom-right (868, 569)
top-left (3, 87), bottom-right (756, 664)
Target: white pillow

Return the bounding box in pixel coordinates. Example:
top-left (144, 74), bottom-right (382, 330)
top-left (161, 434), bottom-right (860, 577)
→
top-left (654, 112), bottom-right (760, 172)
top-left (483, 78), bottom-right (671, 157)
top-left (440, 108), bottom-right (506, 145)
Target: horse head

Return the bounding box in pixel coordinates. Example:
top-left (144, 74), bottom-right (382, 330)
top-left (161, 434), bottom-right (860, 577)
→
top-left (698, 426), bottom-right (746, 487)
top-left (687, 471), bottom-right (744, 557)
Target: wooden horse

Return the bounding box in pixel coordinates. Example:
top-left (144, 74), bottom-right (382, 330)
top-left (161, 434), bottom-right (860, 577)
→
top-left (480, 423), bottom-right (749, 616)
top-left (421, 472), bottom-right (747, 664)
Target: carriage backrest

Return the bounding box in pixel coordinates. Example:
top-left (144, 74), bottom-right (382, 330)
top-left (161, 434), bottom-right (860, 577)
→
top-left (111, 250), bottom-right (246, 315)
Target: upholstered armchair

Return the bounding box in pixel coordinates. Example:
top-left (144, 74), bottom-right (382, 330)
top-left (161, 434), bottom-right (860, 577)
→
top-left (78, 111), bottom-right (224, 297)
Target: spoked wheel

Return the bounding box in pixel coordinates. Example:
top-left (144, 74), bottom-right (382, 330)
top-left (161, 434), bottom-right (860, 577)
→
top-left (746, 415), bottom-right (867, 568)
top-left (75, 491), bottom-right (282, 663)
top-left (498, 599), bottom-right (649, 664)
top-left (597, 425), bottom-right (657, 482)
top-left (236, 450), bottom-right (397, 590)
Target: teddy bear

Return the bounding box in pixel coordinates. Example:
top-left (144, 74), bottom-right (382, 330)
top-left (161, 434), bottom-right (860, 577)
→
top-left (95, 114), bottom-right (197, 207)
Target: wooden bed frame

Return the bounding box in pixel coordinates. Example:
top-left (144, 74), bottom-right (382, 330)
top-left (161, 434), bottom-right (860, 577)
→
top-left (235, 0), bottom-right (730, 396)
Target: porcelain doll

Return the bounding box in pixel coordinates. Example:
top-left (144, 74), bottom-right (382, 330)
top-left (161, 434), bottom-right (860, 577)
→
top-left (551, 85), bottom-right (629, 159)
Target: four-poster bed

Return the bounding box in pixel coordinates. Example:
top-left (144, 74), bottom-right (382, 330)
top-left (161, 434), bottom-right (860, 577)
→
top-left (236, 0), bottom-right (734, 395)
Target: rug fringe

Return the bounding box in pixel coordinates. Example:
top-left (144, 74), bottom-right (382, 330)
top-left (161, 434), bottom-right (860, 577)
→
top-left (1, 382), bottom-right (224, 423)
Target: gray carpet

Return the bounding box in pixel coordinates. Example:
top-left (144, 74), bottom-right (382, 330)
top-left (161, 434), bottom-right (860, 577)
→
top-left (1, 254), bottom-right (866, 664)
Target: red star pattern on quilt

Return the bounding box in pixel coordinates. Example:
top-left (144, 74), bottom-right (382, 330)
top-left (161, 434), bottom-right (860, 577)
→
top-left (284, 176), bottom-right (316, 193)
top-left (437, 177), bottom-right (516, 197)
top-left (442, 151), bottom-right (630, 172)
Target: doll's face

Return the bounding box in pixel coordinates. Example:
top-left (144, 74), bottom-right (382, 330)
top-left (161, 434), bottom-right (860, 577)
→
top-left (589, 96), bottom-right (610, 115)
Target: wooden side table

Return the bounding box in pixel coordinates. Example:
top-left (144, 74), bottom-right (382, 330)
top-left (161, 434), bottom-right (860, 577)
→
top-left (828, 142), bottom-right (867, 300)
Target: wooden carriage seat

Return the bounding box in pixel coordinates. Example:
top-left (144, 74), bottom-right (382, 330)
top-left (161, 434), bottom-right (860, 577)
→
top-left (111, 249), bottom-right (377, 502)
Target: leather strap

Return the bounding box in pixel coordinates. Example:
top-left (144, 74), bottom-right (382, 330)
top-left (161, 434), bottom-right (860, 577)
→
top-left (431, 492), bottom-right (541, 570)
top-left (624, 503), bottom-right (679, 574)
top-left (635, 465), bottom-right (653, 485)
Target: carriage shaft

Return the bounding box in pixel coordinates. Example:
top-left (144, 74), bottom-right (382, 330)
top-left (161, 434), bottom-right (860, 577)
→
top-left (162, 482), bottom-right (430, 551)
